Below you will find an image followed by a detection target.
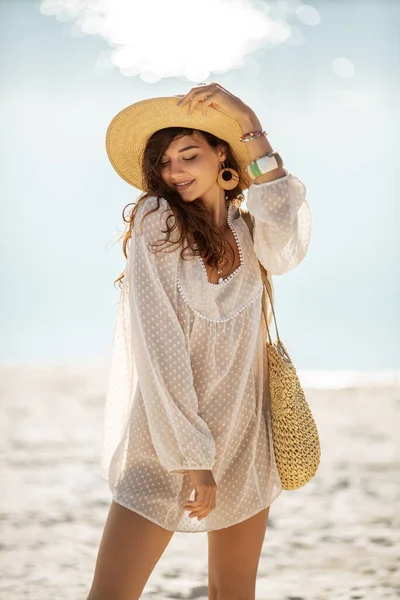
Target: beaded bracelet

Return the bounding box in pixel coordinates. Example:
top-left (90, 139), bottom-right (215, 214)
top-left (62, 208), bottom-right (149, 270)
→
top-left (246, 151), bottom-right (284, 180)
top-left (240, 129), bottom-right (267, 143)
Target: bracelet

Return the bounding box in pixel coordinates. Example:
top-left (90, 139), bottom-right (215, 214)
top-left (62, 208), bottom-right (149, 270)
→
top-left (246, 151), bottom-right (284, 180)
top-left (240, 129), bottom-right (267, 143)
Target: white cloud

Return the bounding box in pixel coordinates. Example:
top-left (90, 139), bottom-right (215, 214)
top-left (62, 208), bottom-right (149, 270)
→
top-left (37, 0), bottom-right (315, 82)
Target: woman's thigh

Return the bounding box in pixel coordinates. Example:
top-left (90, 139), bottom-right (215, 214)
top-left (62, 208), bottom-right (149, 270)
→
top-left (207, 506), bottom-right (270, 600)
top-left (87, 500), bottom-right (175, 600)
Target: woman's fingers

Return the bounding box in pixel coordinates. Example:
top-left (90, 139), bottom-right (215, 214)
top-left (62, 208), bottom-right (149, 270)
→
top-left (185, 487), bottom-right (216, 519)
top-left (200, 93), bottom-right (217, 117)
top-left (189, 501), bottom-right (216, 520)
top-left (183, 470), bottom-right (217, 520)
top-left (185, 486), bottom-right (210, 509)
top-left (176, 83), bottom-right (220, 116)
top-left (190, 499), bottom-right (216, 520)
top-left (187, 90), bottom-right (219, 116)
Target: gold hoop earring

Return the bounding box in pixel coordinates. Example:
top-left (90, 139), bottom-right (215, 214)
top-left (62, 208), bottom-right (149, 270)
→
top-left (217, 161), bottom-right (240, 190)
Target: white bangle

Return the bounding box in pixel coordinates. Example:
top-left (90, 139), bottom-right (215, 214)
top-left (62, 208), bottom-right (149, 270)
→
top-left (246, 151), bottom-right (283, 180)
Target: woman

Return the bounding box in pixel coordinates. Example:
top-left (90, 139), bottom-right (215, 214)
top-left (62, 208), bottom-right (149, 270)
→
top-left (87, 82), bottom-right (311, 600)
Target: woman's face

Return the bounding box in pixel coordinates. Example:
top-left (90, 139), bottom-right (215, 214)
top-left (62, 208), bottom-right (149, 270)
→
top-left (160, 132), bottom-right (226, 202)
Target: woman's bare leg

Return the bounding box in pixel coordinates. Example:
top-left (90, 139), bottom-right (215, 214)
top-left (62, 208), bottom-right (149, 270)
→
top-left (86, 500), bottom-right (175, 600)
top-left (207, 506), bottom-right (270, 600)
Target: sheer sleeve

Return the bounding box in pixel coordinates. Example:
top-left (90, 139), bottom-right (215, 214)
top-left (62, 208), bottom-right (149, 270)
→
top-left (245, 169), bottom-right (311, 275)
top-left (128, 196), bottom-right (216, 475)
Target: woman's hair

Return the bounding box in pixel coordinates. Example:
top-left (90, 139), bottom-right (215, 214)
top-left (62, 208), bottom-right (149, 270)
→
top-left (113, 126), bottom-right (245, 288)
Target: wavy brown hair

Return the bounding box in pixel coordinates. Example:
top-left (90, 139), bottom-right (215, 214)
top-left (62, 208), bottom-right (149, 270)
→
top-left (113, 127), bottom-right (246, 289)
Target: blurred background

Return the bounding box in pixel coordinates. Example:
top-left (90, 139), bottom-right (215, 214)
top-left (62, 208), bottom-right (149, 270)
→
top-left (1, 1), bottom-right (399, 599)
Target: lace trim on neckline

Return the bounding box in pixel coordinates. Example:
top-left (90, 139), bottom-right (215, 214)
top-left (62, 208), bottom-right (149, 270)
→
top-left (176, 277), bottom-right (263, 323)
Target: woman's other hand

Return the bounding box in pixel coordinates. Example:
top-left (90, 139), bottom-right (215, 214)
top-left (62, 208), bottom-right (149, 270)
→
top-left (184, 469), bottom-right (217, 520)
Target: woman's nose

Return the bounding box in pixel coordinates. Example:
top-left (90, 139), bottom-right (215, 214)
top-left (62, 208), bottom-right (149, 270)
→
top-left (169, 164), bottom-right (187, 178)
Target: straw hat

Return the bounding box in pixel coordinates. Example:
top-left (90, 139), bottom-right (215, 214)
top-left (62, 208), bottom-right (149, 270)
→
top-left (105, 94), bottom-right (253, 192)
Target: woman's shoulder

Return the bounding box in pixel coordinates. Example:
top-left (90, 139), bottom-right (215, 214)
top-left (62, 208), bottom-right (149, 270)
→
top-left (133, 195), bottom-right (182, 259)
top-left (134, 195), bottom-right (174, 238)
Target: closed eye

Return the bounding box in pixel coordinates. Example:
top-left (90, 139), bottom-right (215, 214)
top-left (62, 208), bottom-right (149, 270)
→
top-left (161, 155), bottom-right (198, 167)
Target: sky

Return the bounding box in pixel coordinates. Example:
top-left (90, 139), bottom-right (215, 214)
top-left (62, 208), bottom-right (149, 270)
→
top-left (0, 0), bottom-right (398, 372)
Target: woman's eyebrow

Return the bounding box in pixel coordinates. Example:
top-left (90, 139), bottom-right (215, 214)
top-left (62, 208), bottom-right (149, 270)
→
top-left (178, 145), bottom-right (200, 153)
top-left (162, 145), bottom-right (200, 158)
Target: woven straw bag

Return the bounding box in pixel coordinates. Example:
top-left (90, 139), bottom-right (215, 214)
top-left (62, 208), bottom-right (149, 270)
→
top-left (240, 206), bottom-right (321, 490)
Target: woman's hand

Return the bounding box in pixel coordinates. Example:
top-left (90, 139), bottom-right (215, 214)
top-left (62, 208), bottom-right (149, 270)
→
top-left (184, 469), bottom-right (217, 521)
top-left (176, 81), bottom-right (252, 121)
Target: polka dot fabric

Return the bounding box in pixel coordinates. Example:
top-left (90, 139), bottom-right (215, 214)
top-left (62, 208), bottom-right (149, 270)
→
top-left (247, 169), bottom-right (311, 275)
top-left (100, 170), bottom-right (311, 532)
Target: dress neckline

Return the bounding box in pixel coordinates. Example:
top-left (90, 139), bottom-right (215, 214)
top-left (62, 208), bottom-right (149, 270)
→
top-left (198, 201), bottom-right (244, 287)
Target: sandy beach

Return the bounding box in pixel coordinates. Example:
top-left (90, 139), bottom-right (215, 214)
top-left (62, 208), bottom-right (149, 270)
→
top-left (1, 364), bottom-right (399, 600)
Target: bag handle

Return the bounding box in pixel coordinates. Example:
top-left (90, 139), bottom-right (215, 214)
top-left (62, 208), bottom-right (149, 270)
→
top-left (239, 206), bottom-right (282, 346)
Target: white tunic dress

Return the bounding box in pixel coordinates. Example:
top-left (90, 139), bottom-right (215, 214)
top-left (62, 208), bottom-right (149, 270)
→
top-left (100, 169), bottom-right (311, 533)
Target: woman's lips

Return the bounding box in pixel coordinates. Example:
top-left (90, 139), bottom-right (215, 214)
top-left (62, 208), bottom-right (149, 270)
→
top-left (175, 180), bottom-right (195, 191)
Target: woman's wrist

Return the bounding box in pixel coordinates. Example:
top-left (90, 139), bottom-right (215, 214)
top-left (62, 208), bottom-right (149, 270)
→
top-left (237, 109), bottom-right (263, 132)
top-left (237, 110), bottom-right (287, 184)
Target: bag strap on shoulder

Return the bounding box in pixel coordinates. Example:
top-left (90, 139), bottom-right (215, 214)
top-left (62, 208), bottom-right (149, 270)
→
top-left (239, 205), bottom-right (282, 345)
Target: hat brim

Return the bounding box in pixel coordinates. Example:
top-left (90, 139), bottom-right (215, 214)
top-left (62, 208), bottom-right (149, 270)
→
top-left (105, 95), bottom-right (253, 192)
